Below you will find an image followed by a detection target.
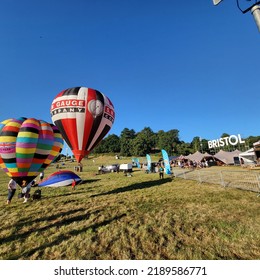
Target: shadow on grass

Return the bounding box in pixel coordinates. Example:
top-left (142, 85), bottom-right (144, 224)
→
top-left (11, 213), bottom-right (127, 259)
top-left (91, 178), bottom-right (172, 197)
top-left (42, 179), bottom-right (101, 199)
top-left (80, 179), bottom-right (101, 184)
top-left (0, 208), bottom-right (99, 244)
top-left (47, 190), bottom-right (87, 199)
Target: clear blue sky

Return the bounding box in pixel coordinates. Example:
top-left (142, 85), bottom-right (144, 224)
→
top-left (1, 0), bottom-right (259, 154)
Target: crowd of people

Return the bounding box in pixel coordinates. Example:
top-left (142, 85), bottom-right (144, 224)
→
top-left (172, 159), bottom-right (209, 169)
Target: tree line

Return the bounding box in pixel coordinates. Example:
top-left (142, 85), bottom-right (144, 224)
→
top-left (92, 127), bottom-right (260, 157)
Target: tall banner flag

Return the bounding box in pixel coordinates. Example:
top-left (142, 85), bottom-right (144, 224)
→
top-left (132, 158), bottom-right (141, 168)
top-left (146, 154), bottom-right (152, 173)
top-left (161, 149), bottom-right (172, 175)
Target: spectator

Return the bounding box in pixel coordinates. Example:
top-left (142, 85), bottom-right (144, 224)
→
top-left (159, 165), bottom-right (164, 179)
top-left (6, 179), bottom-right (17, 205)
top-left (21, 180), bottom-right (32, 203)
top-left (39, 172), bottom-right (44, 181)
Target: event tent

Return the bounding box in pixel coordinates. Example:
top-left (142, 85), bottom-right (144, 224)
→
top-left (185, 151), bottom-right (216, 162)
top-left (239, 148), bottom-right (256, 165)
top-left (214, 149), bottom-right (241, 165)
top-left (253, 141), bottom-right (260, 160)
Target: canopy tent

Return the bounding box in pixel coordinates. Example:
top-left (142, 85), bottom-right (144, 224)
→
top-left (253, 140), bottom-right (260, 163)
top-left (239, 148), bottom-right (256, 165)
top-left (214, 149), bottom-right (241, 165)
top-left (253, 140), bottom-right (260, 147)
top-left (169, 155), bottom-right (179, 161)
top-left (185, 151), bottom-right (216, 162)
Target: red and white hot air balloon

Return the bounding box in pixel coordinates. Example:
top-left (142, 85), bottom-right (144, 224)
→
top-left (50, 87), bottom-right (115, 163)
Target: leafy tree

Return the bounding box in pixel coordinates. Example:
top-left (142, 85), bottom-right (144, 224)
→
top-left (246, 136), bottom-right (260, 149)
top-left (191, 136), bottom-right (201, 152)
top-left (220, 133), bottom-right (230, 138)
top-left (90, 126), bottom-right (260, 157)
top-left (93, 140), bottom-right (107, 154)
top-left (131, 127), bottom-right (156, 156)
top-left (201, 138), bottom-right (210, 153)
top-left (156, 129), bottom-right (180, 155)
top-left (175, 141), bottom-right (192, 156)
top-left (103, 134), bottom-right (120, 153)
top-left (120, 128), bottom-right (136, 156)
top-left (190, 136), bottom-right (209, 153)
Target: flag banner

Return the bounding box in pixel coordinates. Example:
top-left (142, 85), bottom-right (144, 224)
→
top-left (132, 157), bottom-right (141, 168)
top-left (146, 154), bottom-right (151, 173)
top-left (161, 149), bottom-right (172, 174)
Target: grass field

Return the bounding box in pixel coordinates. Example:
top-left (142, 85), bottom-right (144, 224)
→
top-left (0, 155), bottom-right (259, 260)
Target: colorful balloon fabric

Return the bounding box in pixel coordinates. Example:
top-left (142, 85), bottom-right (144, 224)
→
top-left (0, 117), bottom-right (63, 186)
top-left (38, 170), bottom-right (82, 187)
top-left (51, 87), bottom-right (115, 162)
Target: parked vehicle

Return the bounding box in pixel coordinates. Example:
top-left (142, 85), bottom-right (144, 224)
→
top-left (119, 163), bottom-right (133, 172)
top-left (99, 164), bottom-right (119, 174)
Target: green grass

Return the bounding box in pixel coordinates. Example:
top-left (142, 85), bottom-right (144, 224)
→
top-left (0, 155), bottom-right (259, 260)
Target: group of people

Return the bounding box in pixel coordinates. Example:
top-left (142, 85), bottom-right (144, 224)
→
top-left (172, 159), bottom-right (209, 169)
top-left (6, 171), bottom-right (44, 205)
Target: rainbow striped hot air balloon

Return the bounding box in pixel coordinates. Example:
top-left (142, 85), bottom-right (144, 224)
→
top-left (0, 117), bottom-right (63, 187)
top-left (51, 87), bottom-right (115, 163)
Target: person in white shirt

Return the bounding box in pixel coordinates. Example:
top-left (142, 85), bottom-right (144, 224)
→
top-left (7, 179), bottom-right (17, 204)
top-left (39, 172), bottom-right (44, 181)
top-left (21, 180), bottom-right (32, 203)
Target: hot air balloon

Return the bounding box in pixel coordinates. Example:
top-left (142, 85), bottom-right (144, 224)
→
top-left (50, 87), bottom-right (115, 162)
top-left (38, 170), bottom-right (82, 187)
top-left (0, 117), bottom-right (64, 187)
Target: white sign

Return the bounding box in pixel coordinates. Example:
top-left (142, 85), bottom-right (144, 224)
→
top-left (208, 134), bottom-right (245, 149)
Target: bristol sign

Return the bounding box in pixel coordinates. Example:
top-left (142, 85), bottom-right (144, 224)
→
top-left (208, 134), bottom-right (245, 149)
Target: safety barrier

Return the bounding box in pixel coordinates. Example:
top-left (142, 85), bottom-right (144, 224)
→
top-left (173, 168), bottom-right (260, 195)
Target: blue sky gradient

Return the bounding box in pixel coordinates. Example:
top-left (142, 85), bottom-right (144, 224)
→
top-left (1, 0), bottom-right (259, 155)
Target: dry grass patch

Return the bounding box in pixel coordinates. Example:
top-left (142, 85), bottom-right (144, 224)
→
top-left (0, 156), bottom-right (259, 259)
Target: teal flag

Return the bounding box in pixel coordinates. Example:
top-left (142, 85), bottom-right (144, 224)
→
top-left (161, 149), bottom-right (172, 175)
top-left (146, 154), bottom-right (151, 173)
top-left (132, 157), bottom-right (141, 168)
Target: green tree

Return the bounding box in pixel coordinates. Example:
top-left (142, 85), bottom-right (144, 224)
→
top-left (104, 134), bottom-right (121, 153)
top-left (131, 127), bottom-right (156, 156)
top-left (93, 140), bottom-right (107, 154)
top-left (175, 141), bottom-right (192, 156)
top-left (156, 129), bottom-right (180, 155)
top-left (120, 128), bottom-right (136, 156)
top-left (190, 136), bottom-right (209, 153)
top-left (246, 136), bottom-right (260, 149)
top-left (220, 133), bottom-right (230, 138)
top-left (219, 133), bottom-right (230, 151)
top-left (201, 138), bottom-right (210, 153)
top-left (191, 136), bottom-right (201, 152)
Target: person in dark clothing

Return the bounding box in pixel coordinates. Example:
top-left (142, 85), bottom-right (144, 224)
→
top-left (159, 165), bottom-right (164, 179)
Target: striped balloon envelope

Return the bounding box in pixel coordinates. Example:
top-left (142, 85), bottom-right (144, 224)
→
top-left (50, 87), bottom-right (115, 163)
top-left (0, 117), bottom-right (64, 187)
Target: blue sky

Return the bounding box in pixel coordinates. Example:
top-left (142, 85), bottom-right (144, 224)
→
top-left (0, 0), bottom-right (259, 154)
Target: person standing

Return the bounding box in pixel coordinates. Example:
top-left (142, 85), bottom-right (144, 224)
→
top-left (71, 179), bottom-right (76, 190)
top-left (21, 180), bottom-right (32, 203)
top-left (7, 179), bottom-right (17, 204)
top-left (39, 172), bottom-right (44, 181)
top-left (159, 165), bottom-right (164, 179)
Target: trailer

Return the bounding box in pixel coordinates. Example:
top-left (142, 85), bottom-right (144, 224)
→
top-left (119, 163), bottom-right (133, 172)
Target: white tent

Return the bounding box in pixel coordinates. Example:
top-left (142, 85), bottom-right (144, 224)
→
top-left (239, 148), bottom-right (256, 165)
top-left (253, 141), bottom-right (260, 164)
